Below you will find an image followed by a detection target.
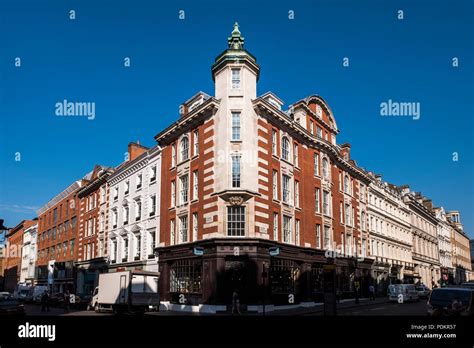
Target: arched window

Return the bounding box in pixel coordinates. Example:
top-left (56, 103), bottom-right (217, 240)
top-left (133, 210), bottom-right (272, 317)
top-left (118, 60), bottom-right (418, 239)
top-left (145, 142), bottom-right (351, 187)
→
top-left (282, 137), bottom-right (290, 161)
top-left (180, 136), bottom-right (189, 162)
top-left (322, 158), bottom-right (329, 178)
top-left (344, 175), bottom-right (350, 193)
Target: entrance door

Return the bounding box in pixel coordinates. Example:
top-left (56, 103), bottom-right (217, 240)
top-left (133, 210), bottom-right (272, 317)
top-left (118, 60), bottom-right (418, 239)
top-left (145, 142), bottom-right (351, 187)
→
top-left (224, 258), bottom-right (249, 306)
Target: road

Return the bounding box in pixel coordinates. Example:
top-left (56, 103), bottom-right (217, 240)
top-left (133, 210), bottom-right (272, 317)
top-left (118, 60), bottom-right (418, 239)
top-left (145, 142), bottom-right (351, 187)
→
top-left (21, 298), bottom-right (428, 316)
top-left (328, 300), bottom-right (427, 316)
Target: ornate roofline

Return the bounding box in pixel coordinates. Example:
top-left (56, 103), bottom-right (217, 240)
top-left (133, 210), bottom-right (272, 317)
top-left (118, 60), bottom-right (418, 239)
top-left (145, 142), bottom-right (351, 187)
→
top-left (253, 98), bottom-right (370, 183)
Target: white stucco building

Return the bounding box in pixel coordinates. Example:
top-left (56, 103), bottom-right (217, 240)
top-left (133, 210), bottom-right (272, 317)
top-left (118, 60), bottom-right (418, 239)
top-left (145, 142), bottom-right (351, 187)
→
top-left (433, 206), bottom-right (453, 285)
top-left (107, 143), bottom-right (161, 272)
top-left (19, 223), bottom-right (38, 285)
top-left (367, 174), bottom-right (413, 293)
top-left (401, 187), bottom-right (440, 288)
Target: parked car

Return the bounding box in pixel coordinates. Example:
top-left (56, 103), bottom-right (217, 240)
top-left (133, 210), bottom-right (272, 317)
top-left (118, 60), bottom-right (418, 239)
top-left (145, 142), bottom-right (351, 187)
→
top-left (0, 293), bottom-right (25, 316)
top-left (427, 287), bottom-right (474, 316)
top-left (388, 284), bottom-right (419, 302)
top-left (415, 285), bottom-right (431, 299)
top-left (0, 292), bottom-right (12, 300)
top-left (460, 282), bottom-right (474, 289)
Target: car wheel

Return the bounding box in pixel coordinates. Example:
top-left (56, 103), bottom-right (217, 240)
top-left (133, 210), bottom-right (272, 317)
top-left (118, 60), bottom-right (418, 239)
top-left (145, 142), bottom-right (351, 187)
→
top-left (94, 303), bottom-right (100, 313)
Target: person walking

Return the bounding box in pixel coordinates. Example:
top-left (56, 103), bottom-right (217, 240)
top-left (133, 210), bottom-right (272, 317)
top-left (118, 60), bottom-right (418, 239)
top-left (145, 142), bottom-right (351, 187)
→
top-left (63, 291), bottom-right (70, 313)
top-left (232, 289), bottom-right (241, 315)
top-left (368, 284), bottom-right (375, 300)
top-left (41, 290), bottom-right (50, 312)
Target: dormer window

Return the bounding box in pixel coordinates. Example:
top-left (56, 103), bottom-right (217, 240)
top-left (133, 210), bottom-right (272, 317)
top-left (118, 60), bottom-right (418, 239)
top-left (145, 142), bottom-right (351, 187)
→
top-left (268, 98), bottom-right (279, 109)
top-left (231, 68), bottom-right (241, 89)
top-left (189, 98), bottom-right (202, 111)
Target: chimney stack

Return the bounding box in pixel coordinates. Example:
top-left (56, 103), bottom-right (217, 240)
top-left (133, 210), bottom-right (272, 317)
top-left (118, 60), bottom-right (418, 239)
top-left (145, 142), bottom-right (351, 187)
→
top-left (128, 142), bottom-right (149, 162)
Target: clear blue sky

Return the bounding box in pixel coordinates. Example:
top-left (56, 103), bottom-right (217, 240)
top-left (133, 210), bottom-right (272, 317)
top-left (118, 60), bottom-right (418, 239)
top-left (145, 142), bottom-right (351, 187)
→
top-left (0, 0), bottom-right (473, 238)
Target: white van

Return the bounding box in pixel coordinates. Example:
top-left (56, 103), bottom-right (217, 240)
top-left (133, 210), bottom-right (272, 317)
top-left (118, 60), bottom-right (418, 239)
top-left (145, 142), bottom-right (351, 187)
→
top-left (388, 284), bottom-right (419, 302)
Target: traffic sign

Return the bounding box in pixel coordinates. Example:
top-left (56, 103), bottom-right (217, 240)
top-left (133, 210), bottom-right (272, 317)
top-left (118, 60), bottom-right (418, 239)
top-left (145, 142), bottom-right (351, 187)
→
top-left (193, 247), bottom-right (204, 256)
top-left (269, 246), bottom-right (280, 256)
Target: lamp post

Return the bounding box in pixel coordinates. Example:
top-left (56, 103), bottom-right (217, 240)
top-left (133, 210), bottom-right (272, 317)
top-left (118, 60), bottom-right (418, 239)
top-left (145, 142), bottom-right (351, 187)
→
top-left (0, 219), bottom-right (8, 291)
top-left (0, 219), bottom-right (7, 245)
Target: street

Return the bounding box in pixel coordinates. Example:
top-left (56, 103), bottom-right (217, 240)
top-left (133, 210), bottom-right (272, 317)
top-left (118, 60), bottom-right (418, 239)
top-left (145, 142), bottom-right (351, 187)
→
top-left (326, 299), bottom-right (428, 316)
top-left (19, 298), bottom-right (429, 316)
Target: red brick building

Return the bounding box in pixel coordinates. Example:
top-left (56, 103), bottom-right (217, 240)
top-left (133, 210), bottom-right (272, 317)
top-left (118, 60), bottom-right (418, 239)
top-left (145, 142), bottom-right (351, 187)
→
top-left (75, 165), bottom-right (114, 296)
top-left (155, 24), bottom-right (372, 311)
top-left (36, 179), bottom-right (86, 292)
top-left (4, 219), bottom-right (36, 292)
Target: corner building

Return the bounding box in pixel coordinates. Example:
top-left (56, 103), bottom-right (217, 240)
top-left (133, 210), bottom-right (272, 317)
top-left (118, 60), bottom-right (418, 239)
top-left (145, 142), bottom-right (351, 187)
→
top-left (155, 24), bottom-right (373, 312)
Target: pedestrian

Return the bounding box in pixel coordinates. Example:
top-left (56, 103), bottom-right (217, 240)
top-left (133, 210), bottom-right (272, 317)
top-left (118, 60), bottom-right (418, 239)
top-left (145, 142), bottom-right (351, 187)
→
top-left (63, 291), bottom-right (70, 313)
top-left (354, 281), bottom-right (360, 304)
top-left (41, 290), bottom-right (50, 312)
top-left (232, 289), bottom-right (241, 315)
top-left (336, 289), bottom-right (341, 304)
top-left (368, 284), bottom-right (375, 300)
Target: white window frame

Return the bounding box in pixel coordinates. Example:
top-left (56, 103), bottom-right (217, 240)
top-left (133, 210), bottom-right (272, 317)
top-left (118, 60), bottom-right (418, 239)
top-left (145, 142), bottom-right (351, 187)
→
top-left (315, 188), bottom-right (320, 213)
top-left (180, 136), bottom-right (189, 162)
top-left (272, 170), bottom-right (278, 200)
top-left (193, 130), bottom-right (199, 156)
top-left (193, 170), bottom-right (199, 200)
top-left (192, 213), bottom-right (198, 242)
top-left (179, 175), bottom-right (189, 205)
top-left (282, 174), bottom-right (291, 204)
top-left (316, 224), bottom-right (321, 249)
top-left (273, 213), bottom-right (279, 241)
top-left (231, 154), bottom-right (241, 188)
top-left (294, 180), bottom-right (300, 208)
top-left (171, 181), bottom-right (176, 207)
top-left (231, 112), bottom-right (241, 141)
top-left (179, 215), bottom-right (188, 243)
top-left (281, 137), bottom-right (290, 161)
top-left (293, 143), bottom-right (298, 166)
top-left (272, 130), bottom-right (277, 155)
top-left (314, 154), bottom-right (319, 176)
top-left (283, 215), bottom-right (292, 244)
top-left (231, 68), bottom-right (241, 89)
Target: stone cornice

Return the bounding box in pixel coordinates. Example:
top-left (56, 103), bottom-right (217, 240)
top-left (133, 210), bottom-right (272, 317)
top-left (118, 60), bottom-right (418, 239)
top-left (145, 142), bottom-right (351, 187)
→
top-left (154, 98), bottom-right (220, 145)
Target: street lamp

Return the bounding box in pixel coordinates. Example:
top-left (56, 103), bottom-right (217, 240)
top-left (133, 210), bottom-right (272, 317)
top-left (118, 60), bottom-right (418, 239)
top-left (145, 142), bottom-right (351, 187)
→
top-left (0, 219), bottom-right (8, 245)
